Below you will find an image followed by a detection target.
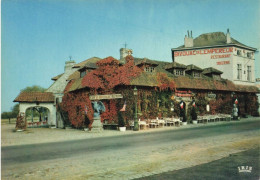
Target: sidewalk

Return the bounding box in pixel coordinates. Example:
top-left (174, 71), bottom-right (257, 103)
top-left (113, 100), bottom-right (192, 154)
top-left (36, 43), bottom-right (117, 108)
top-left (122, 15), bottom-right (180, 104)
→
top-left (1, 117), bottom-right (260, 147)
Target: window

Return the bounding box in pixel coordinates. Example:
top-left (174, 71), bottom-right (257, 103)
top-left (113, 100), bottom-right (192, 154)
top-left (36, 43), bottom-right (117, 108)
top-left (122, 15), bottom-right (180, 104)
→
top-left (247, 52), bottom-right (252, 59)
top-left (80, 71), bottom-right (86, 78)
top-left (212, 74), bottom-right (221, 80)
top-left (237, 64), bottom-right (242, 80)
top-left (193, 71), bottom-right (201, 78)
top-left (145, 67), bottom-right (155, 73)
top-left (247, 66), bottom-right (251, 81)
top-left (175, 69), bottom-right (184, 76)
top-left (237, 50), bottom-right (242, 56)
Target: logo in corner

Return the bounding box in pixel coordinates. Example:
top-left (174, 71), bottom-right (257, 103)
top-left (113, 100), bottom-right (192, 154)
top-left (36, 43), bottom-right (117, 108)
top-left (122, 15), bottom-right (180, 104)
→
top-left (238, 166), bottom-right (252, 173)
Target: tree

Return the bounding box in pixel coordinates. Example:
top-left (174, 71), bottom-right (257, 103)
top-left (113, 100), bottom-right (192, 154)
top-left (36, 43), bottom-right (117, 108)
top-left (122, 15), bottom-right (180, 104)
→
top-left (11, 104), bottom-right (19, 117)
top-left (2, 86), bottom-right (47, 122)
top-left (1, 104), bottom-right (19, 123)
top-left (20, 85), bottom-right (46, 92)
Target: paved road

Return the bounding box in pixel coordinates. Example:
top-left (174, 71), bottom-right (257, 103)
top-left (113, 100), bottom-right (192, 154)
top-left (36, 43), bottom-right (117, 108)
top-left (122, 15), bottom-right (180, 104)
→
top-left (2, 120), bottom-right (259, 166)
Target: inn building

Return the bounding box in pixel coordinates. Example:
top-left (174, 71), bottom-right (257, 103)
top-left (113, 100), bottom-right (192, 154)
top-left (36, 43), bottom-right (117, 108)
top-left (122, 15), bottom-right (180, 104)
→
top-left (172, 30), bottom-right (257, 86)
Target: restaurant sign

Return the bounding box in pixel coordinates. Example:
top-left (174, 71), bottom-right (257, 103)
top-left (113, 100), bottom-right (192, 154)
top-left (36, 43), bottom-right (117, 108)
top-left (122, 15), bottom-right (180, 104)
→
top-left (174, 47), bottom-right (233, 57)
top-left (89, 94), bottom-right (123, 100)
top-left (208, 93), bottom-right (216, 99)
top-left (175, 90), bottom-right (193, 97)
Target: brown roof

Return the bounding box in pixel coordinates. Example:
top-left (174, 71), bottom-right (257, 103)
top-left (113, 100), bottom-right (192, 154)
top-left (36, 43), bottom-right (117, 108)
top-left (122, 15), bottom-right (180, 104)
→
top-left (186, 64), bottom-right (203, 71)
top-left (67, 71), bottom-right (80, 81)
top-left (130, 72), bottom-right (159, 87)
top-left (135, 58), bottom-right (159, 66)
top-left (67, 57), bottom-right (101, 81)
top-left (68, 78), bottom-right (84, 92)
top-left (14, 92), bottom-right (55, 103)
top-left (73, 57), bottom-right (101, 68)
top-left (78, 63), bottom-right (97, 71)
top-left (164, 62), bottom-right (187, 70)
top-left (235, 84), bottom-right (259, 93)
top-left (64, 55), bottom-right (258, 94)
top-left (173, 76), bottom-right (258, 93)
top-left (51, 73), bottom-right (64, 81)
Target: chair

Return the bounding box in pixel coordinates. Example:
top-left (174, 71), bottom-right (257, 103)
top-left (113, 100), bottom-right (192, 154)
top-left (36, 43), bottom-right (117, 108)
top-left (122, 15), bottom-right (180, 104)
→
top-left (173, 118), bottom-right (181, 126)
top-left (139, 120), bottom-right (149, 130)
top-left (129, 120), bottom-right (134, 130)
top-left (197, 116), bottom-right (204, 124)
top-left (149, 119), bottom-right (159, 128)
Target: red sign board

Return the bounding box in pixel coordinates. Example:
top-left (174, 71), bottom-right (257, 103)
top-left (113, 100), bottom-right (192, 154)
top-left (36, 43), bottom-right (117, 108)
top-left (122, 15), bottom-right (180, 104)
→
top-left (174, 47), bottom-right (233, 57)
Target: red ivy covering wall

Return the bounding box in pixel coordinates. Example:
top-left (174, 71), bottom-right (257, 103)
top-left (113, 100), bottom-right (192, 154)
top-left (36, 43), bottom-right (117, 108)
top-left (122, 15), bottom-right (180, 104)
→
top-left (156, 72), bottom-right (176, 91)
top-left (81, 55), bottom-right (142, 93)
top-left (61, 90), bottom-right (93, 128)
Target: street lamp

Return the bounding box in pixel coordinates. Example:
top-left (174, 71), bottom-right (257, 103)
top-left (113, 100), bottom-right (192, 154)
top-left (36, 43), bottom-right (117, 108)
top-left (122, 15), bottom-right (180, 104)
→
top-left (133, 86), bottom-right (139, 131)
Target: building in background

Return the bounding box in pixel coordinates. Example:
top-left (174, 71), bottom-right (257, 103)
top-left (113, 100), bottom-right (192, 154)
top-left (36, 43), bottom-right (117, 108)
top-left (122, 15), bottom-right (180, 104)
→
top-left (172, 30), bottom-right (257, 86)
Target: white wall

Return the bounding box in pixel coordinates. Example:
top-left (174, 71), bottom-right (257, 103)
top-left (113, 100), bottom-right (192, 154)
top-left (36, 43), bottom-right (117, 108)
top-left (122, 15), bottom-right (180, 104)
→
top-left (19, 102), bottom-right (57, 126)
top-left (46, 61), bottom-right (78, 94)
top-left (174, 46), bottom-right (255, 85)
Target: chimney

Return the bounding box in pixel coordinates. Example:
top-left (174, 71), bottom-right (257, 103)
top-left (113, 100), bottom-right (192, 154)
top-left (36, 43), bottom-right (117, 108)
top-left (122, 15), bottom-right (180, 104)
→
top-left (64, 60), bottom-right (75, 73)
top-left (120, 48), bottom-right (133, 61)
top-left (226, 28), bottom-right (231, 44)
top-left (184, 30), bottom-right (193, 47)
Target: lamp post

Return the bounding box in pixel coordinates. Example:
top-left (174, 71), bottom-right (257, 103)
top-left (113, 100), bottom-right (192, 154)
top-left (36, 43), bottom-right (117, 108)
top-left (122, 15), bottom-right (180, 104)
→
top-left (133, 86), bottom-right (139, 131)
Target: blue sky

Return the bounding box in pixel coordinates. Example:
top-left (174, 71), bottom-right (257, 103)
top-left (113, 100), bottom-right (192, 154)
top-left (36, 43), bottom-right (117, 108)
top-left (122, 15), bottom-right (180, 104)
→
top-left (1, 0), bottom-right (260, 112)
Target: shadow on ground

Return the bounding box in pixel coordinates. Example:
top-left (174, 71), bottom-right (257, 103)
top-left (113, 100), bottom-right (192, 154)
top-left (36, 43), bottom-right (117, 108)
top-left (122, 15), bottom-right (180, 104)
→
top-left (138, 147), bottom-right (260, 180)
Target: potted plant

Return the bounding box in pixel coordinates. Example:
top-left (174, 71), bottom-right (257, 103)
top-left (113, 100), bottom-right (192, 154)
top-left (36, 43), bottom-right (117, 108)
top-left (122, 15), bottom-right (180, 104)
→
top-left (118, 111), bottom-right (126, 131)
top-left (182, 113), bottom-right (187, 125)
top-left (191, 106), bottom-right (198, 124)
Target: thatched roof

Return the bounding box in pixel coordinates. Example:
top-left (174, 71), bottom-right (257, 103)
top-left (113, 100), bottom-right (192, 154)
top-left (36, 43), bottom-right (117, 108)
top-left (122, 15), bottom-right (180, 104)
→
top-left (64, 55), bottom-right (258, 93)
top-left (173, 76), bottom-right (258, 93)
top-left (78, 63), bottom-right (97, 72)
top-left (135, 58), bottom-right (159, 66)
top-left (51, 73), bottom-right (63, 81)
top-left (67, 71), bottom-right (80, 81)
top-left (203, 67), bottom-right (223, 75)
top-left (73, 57), bottom-right (101, 68)
top-left (68, 58), bottom-right (101, 81)
top-left (130, 72), bottom-right (159, 87)
top-left (186, 64), bottom-right (203, 72)
top-left (164, 62), bottom-right (187, 70)
top-left (68, 78), bottom-right (84, 92)
top-left (14, 92), bottom-right (54, 103)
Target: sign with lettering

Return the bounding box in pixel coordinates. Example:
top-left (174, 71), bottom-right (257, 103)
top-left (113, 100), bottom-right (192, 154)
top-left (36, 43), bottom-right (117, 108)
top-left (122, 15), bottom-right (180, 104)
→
top-left (175, 90), bottom-right (193, 97)
top-left (211, 54), bottom-right (231, 59)
top-left (208, 93), bottom-right (216, 99)
top-left (174, 47), bottom-right (233, 57)
top-left (216, 60), bottom-right (230, 65)
top-left (89, 94), bottom-right (123, 100)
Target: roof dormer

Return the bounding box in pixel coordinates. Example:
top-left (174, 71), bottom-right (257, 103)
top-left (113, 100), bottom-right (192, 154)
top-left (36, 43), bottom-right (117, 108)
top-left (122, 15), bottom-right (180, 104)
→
top-left (164, 62), bottom-right (187, 76)
top-left (79, 63), bottom-right (97, 78)
top-left (135, 58), bottom-right (159, 73)
top-left (202, 67), bottom-right (223, 80)
top-left (186, 64), bottom-right (203, 78)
